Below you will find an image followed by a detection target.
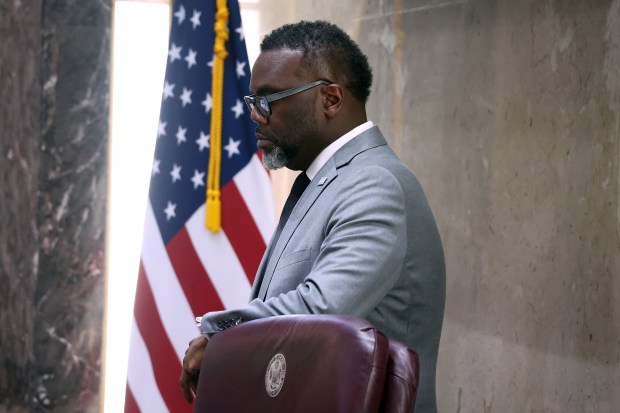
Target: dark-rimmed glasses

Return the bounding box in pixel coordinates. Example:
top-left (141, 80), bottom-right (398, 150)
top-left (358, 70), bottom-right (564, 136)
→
top-left (244, 80), bottom-right (331, 118)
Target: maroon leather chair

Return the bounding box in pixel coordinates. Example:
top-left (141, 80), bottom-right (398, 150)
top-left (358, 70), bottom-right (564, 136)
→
top-left (380, 340), bottom-right (420, 412)
top-left (193, 315), bottom-right (419, 413)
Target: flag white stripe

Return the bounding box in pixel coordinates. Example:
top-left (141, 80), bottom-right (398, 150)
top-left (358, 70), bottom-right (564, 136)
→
top-left (186, 204), bottom-right (251, 309)
top-left (142, 202), bottom-right (200, 361)
top-left (234, 154), bottom-right (276, 243)
top-left (127, 318), bottom-right (169, 412)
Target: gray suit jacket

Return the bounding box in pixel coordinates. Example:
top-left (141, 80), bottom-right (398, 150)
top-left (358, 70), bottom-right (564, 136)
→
top-left (199, 126), bottom-right (445, 413)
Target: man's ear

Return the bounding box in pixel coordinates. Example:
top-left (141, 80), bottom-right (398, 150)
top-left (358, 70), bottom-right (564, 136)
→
top-left (322, 84), bottom-right (343, 118)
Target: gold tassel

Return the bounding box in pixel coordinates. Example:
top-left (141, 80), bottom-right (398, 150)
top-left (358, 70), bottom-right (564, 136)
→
top-left (205, 0), bottom-right (229, 232)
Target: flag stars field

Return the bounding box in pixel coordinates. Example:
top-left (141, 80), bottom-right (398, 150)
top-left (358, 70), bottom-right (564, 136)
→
top-left (152, 159), bottom-right (160, 177)
top-left (174, 4), bottom-right (185, 24)
top-left (157, 120), bottom-right (166, 137)
top-left (224, 137), bottom-right (241, 158)
top-left (164, 201), bottom-right (177, 220)
top-left (196, 132), bottom-right (210, 151)
top-left (190, 9), bottom-right (201, 29)
top-left (207, 54), bottom-right (215, 71)
top-left (180, 88), bottom-right (193, 107)
top-left (202, 93), bottom-right (213, 113)
top-left (185, 49), bottom-right (197, 69)
top-left (236, 60), bottom-right (246, 78)
top-left (163, 81), bottom-right (175, 100)
top-left (231, 99), bottom-right (244, 119)
top-left (176, 125), bottom-right (187, 144)
top-left (168, 43), bottom-right (182, 63)
top-left (191, 169), bottom-right (205, 189)
top-left (235, 26), bottom-right (245, 41)
top-left (170, 163), bottom-right (182, 183)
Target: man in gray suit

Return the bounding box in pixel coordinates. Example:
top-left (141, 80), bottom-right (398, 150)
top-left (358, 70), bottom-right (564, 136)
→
top-left (180, 20), bottom-right (445, 413)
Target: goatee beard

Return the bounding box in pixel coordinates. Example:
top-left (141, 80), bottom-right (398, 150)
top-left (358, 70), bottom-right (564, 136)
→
top-left (262, 146), bottom-right (289, 170)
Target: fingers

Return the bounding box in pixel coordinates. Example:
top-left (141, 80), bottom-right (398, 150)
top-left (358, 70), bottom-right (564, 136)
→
top-left (189, 372), bottom-right (198, 396)
top-left (180, 335), bottom-right (209, 404)
top-left (179, 369), bottom-right (196, 403)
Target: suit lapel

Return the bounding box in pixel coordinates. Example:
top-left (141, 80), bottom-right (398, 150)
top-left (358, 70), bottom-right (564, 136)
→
top-left (257, 161), bottom-right (338, 299)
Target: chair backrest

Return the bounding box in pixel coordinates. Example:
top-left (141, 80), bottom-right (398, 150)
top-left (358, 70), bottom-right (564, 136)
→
top-left (380, 340), bottom-right (420, 413)
top-left (193, 315), bottom-right (419, 413)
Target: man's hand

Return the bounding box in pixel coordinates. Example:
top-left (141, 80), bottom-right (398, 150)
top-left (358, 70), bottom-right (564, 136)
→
top-left (179, 335), bottom-right (209, 403)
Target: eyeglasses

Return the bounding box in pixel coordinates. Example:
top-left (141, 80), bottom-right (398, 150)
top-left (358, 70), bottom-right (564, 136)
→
top-left (244, 80), bottom-right (331, 118)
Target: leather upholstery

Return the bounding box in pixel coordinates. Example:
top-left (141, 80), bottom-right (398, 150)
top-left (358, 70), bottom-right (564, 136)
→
top-left (194, 315), bottom-right (419, 413)
top-left (380, 340), bottom-right (421, 413)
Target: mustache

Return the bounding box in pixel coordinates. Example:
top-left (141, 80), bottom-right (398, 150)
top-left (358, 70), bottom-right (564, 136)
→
top-left (255, 127), bottom-right (276, 140)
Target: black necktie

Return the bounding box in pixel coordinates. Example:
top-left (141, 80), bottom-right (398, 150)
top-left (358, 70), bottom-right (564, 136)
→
top-left (271, 172), bottom-right (311, 247)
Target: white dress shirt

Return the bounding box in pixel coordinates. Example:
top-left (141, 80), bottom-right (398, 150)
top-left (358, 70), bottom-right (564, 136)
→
top-left (305, 121), bottom-right (374, 180)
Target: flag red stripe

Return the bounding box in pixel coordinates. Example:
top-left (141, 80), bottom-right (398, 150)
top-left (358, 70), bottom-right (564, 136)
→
top-left (221, 181), bottom-right (266, 285)
top-left (134, 262), bottom-right (192, 413)
top-left (124, 384), bottom-right (139, 413)
top-left (167, 226), bottom-right (225, 316)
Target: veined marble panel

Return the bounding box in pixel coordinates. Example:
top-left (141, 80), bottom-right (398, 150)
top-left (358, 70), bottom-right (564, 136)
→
top-left (0, 0), bottom-right (110, 411)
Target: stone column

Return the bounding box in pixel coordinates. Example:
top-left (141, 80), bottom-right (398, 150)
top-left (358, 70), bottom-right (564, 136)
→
top-left (0, 0), bottom-right (110, 412)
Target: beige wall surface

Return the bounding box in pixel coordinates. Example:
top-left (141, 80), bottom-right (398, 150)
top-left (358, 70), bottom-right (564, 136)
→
top-left (245, 0), bottom-right (620, 411)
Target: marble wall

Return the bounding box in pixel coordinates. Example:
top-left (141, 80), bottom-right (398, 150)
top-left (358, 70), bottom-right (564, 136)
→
top-left (249, 0), bottom-right (620, 411)
top-left (0, 0), bottom-right (110, 412)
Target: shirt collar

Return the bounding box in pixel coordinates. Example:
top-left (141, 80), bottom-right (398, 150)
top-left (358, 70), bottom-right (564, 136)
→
top-left (306, 121), bottom-right (374, 180)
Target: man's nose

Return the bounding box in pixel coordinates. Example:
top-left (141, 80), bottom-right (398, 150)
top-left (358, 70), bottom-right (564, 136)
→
top-left (250, 106), bottom-right (268, 125)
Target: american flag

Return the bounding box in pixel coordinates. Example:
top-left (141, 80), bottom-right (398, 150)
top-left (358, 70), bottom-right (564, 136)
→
top-left (124, 1), bottom-right (274, 411)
